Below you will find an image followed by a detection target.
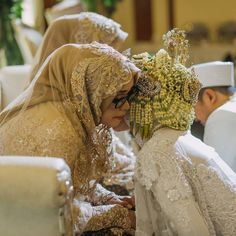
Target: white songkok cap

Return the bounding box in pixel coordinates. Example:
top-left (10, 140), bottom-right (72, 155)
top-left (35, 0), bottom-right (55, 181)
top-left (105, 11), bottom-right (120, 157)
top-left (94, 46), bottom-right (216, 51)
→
top-left (192, 61), bottom-right (234, 88)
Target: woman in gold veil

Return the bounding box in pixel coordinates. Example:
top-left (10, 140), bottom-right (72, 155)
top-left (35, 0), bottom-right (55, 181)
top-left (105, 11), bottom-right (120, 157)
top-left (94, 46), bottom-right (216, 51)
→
top-left (30, 12), bottom-right (128, 81)
top-left (0, 42), bottom-right (139, 235)
top-left (28, 11), bottom-right (136, 196)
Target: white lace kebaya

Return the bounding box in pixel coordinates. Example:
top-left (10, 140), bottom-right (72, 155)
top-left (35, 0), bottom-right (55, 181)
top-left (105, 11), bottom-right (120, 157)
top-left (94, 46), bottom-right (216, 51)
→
top-left (135, 128), bottom-right (236, 236)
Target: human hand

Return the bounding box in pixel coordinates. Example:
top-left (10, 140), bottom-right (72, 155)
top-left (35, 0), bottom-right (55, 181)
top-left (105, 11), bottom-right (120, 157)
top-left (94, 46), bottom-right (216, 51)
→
top-left (128, 210), bottom-right (136, 229)
top-left (119, 195), bottom-right (135, 209)
top-left (106, 195), bottom-right (135, 209)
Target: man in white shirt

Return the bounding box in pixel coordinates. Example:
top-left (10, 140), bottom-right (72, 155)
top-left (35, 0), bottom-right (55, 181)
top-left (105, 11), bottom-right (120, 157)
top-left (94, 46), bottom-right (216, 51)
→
top-left (193, 61), bottom-right (236, 172)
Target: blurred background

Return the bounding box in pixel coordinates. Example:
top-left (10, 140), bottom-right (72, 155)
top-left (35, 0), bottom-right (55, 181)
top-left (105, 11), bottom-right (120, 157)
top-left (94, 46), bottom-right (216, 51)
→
top-left (2, 0), bottom-right (236, 67)
top-left (1, 0), bottom-right (236, 110)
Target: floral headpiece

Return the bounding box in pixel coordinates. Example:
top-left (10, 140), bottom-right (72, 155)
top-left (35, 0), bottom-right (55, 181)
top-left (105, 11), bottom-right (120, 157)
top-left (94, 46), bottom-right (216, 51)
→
top-left (130, 28), bottom-right (201, 139)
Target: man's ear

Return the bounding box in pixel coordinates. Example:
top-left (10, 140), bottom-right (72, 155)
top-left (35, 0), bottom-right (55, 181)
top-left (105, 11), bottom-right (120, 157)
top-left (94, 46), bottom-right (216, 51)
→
top-left (203, 88), bottom-right (217, 105)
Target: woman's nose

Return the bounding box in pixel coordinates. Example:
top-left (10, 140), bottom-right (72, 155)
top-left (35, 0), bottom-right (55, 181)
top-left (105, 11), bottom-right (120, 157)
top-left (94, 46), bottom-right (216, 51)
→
top-left (120, 100), bottom-right (130, 111)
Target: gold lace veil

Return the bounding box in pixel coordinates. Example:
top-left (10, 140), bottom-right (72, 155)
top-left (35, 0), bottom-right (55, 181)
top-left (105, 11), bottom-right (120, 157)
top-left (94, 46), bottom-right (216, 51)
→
top-left (0, 42), bottom-right (139, 193)
top-left (30, 12), bottom-right (128, 81)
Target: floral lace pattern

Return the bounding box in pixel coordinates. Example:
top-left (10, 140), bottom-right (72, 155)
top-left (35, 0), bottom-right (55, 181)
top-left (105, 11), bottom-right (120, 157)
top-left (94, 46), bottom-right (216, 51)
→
top-left (135, 128), bottom-right (236, 235)
top-left (0, 43), bottom-right (139, 235)
top-left (0, 101), bottom-right (132, 235)
top-left (136, 129), bottom-right (191, 195)
top-left (0, 43), bottom-right (138, 194)
top-left (135, 129), bottom-right (198, 235)
top-left (197, 165), bottom-right (236, 235)
top-left (68, 43), bottom-right (137, 192)
top-left (136, 128), bottom-right (214, 235)
top-left (30, 12), bottom-right (127, 81)
top-left (72, 12), bottom-right (127, 46)
top-left (71, 43), bottom-right (134, 124)
top-left (0, 103), bottom-right (80, 164)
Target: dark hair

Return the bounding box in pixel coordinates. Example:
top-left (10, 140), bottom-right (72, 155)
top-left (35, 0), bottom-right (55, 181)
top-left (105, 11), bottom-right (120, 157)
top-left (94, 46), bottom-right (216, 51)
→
top-left (198, 86), bottom-right (235, 101)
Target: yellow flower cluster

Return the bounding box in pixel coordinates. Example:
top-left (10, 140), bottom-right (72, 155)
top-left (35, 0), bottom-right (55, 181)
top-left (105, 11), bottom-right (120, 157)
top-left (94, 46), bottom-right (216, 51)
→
top-left (130, 28), bottom-right (201, 140)
top-left (130, 96), bottom-right (153, 139)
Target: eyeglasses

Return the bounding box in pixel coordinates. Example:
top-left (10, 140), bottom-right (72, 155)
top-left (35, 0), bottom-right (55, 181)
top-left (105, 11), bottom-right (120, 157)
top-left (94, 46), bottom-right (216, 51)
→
top-left (112, 86), bottom-right (139, 109)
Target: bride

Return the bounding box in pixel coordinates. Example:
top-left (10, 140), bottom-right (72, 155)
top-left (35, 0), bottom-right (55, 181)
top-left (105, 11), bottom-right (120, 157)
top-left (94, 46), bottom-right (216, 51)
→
top-left (130, 29), bottom-right (236, 235)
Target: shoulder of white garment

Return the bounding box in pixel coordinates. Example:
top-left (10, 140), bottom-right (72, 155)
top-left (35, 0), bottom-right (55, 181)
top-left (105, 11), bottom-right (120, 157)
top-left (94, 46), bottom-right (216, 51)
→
top-left (176, 132), bottom-right (217, 165)
top-left (178, 132), bottom-right (236, 185)
top-left (204, 98), bottom-right (236, 141)
top-left (206, 96), bottom-right (236, 126)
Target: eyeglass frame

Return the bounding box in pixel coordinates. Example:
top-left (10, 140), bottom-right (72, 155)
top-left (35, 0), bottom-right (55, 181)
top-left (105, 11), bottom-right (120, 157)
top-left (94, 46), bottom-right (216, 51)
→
top-left (112, 85), bottom-right (139, 109)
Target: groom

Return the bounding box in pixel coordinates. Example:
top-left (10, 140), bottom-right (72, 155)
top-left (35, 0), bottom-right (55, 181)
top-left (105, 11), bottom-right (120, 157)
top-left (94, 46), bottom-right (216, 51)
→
top-left (193, 61), bottom-right (236, 172)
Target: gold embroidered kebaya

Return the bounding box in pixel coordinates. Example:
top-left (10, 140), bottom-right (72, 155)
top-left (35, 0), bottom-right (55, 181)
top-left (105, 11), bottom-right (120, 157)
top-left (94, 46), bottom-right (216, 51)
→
top-left (0, 43), bottom-right (139, 233)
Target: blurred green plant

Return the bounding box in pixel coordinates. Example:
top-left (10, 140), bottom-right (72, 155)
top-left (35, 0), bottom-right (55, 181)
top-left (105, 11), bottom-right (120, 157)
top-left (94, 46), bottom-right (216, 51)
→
top-left (82, 0), bottom-right (121, 18)
top-left (0, 0), bottom-right (24, 67)
top-left (10, 0), bottom-right (23, 19)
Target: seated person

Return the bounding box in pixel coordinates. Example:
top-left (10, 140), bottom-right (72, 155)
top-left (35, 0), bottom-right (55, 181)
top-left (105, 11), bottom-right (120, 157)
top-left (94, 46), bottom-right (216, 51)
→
top-left (0, 43), bottom-right (139, 235)
top-left (193, 61), bottom-right (236, 172)
top-left (130, 29), bottom-right (236, 235)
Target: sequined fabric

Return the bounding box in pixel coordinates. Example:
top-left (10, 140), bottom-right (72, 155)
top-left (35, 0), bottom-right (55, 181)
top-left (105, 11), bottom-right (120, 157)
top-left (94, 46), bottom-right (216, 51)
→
top-left (102, 131), bottom-right (136, 196)
top-left (135, 128), bottom-right (236, 235)
top-left (0, 43), bottom-right (139, 234)
top-left (28, 10), bottom-right (135, 198)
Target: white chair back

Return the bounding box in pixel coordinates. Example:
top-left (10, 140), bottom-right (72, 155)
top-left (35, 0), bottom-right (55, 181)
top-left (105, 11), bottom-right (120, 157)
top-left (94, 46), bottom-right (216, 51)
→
top-left (0, 65), bottom-right (31, 110)
top-left (0, 156), bottom-right (74, 236)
